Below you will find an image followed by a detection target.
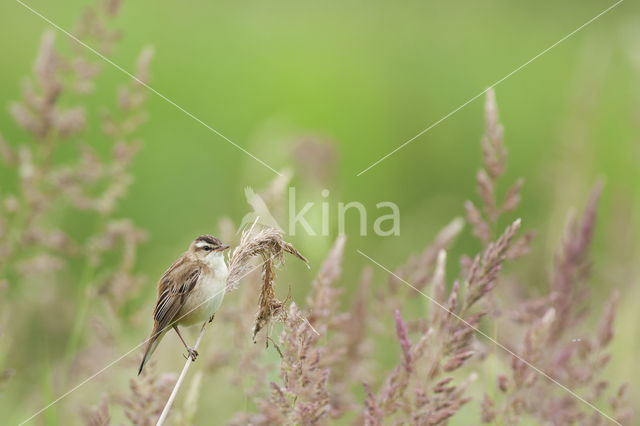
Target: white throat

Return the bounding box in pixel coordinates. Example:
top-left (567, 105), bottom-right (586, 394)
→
top-left (204, 251), bottom-right (229, 279)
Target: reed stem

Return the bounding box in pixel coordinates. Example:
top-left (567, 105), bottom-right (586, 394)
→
top-left (156, 321), bottom-right (208, 426)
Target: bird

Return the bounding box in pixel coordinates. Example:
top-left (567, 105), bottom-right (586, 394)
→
top-left (138, 235), bottom-right (230, 375)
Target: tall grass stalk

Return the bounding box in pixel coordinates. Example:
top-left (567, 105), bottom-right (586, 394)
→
top-left (156, 323), bottom-right (207, 426)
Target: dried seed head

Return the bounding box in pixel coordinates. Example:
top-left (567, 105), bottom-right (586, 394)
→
top-left (226, 226), bottom-right (307, 341)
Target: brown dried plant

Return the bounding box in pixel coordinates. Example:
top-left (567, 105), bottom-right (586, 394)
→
top-left (227, 225), bottom-right (308, 341)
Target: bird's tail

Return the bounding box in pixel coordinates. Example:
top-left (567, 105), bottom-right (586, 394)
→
top-left (138, 326), bottom-right (163, 375)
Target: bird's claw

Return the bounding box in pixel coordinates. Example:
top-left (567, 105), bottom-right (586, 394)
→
top-left (183, 347), bottom-right (199, 361)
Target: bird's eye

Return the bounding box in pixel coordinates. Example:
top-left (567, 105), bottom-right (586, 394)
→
top-left (203, 246), bottom-right (212, 251)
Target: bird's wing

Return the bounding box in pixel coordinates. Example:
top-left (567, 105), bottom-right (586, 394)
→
top-left (152, 255), bottom-right (201, 332)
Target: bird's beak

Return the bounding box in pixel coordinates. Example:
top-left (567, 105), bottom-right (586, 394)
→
top-left (219, 244), bottom-right (230, 251)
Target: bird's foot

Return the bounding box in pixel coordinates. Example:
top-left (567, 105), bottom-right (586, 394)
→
top-left (208, 314), bottom-right (215, 323)
top-left (183, 347), bottom-right (199, 361)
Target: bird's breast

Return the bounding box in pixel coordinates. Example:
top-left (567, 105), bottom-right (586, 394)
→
top-left (178, 266), bottom-right (227, 326)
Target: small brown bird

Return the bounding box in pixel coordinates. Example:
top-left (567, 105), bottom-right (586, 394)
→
top-left (138, 235), bottom-right (230, 375)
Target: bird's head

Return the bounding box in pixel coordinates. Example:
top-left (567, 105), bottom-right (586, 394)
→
top-left (189, 235), bottom-right (230, 261)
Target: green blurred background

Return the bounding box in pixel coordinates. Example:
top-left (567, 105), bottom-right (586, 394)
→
top-left (1, 0), bottom-right (639, 423)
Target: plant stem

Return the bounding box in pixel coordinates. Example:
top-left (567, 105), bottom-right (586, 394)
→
top-left (157, 321), bottom-right (208, 426)
top-left (63, 213), bottom-right (106, 367)
top-left (64, 259), bottom-right (97, 362)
